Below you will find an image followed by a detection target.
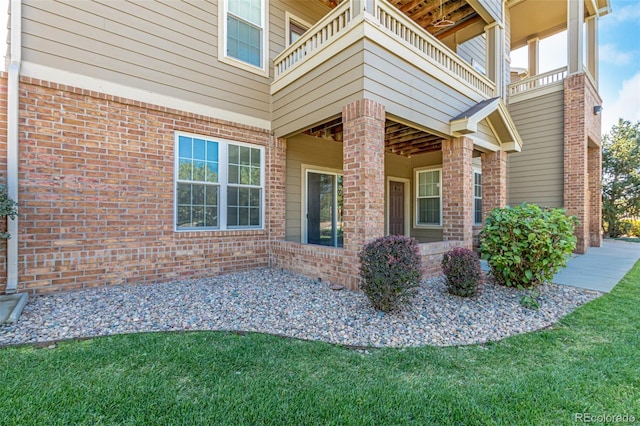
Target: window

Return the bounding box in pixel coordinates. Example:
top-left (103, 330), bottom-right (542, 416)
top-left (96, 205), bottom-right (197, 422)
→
top-left (285, 12), bottom-right (310, 46)
top-left (304, 168), bottom-right (343, 248)
top-left (175, 132), bottom-right (263, 231)
top-left (219, 0), bottom-right (267, 75)
top-left (474, 169), bottom-right (482, 225)
top-left (289, 21), bottom-right (306, 44)
top-left (415, 168), bottom-right (441, 226)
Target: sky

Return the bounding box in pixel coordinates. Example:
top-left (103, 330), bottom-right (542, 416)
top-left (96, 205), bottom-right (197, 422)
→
top-left (510, 0), bottom-right (640, 135)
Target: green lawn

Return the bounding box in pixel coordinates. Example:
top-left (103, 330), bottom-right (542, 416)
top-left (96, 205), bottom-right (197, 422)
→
top-left (1, 263), bottom-right (639, 425)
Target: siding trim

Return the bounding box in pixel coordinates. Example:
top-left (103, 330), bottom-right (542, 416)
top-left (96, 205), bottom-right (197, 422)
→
top-left (21, 61), bottom-right (272, 130)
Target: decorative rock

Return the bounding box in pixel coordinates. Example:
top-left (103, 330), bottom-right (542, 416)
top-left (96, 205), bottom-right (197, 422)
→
top-left (0, 268), bottom-right (601, 348)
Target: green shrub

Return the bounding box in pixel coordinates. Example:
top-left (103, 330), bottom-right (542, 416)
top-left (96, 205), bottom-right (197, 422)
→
top-left (479, 203), bottom-right (577, 288)
top-left (441, 247), bottom-right (482, 297)
top-left (359, 235), bottom-right (423, 312)
top-left (0, 183), bottom-right (17, 239)
top-left (622, 219), bottom-right (640, 237)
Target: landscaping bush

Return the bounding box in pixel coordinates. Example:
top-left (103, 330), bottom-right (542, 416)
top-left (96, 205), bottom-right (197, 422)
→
top-left (622, 219), bottom-right (640, 237)
top-left (441, 247), bottom-right (482, 297)
top-left (479, 203), bottom-right (577, 288)
top-left (359, 235), bottom-right (423, 312)
top-left (0, 183), bottom-right (17, 239)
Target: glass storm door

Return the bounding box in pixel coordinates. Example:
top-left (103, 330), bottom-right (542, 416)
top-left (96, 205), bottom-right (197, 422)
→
top-left (306, 171), bottom-right (343, 247)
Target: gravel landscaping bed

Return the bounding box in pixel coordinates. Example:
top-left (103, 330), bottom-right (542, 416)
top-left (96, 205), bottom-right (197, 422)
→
top-left (0, 268), bottom-right (602, 348)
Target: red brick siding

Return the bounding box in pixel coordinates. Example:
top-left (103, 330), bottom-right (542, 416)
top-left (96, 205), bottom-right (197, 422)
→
top-left (564, 73), bottom-right (603, 253)
top-left (270, 241), bottom-right (347, 285)
top-left (0, 75), bottom-right (8, 292)
top-left (341, 99), bottom-right (386, 289)
top-left (420, 240), bottom-right (465, 279)
top-left (442, 137), bottom-right (474, 248)
top-left (481, 149), bottom-right (507, 220)
top-left (15, 76), bottom-right (278, 294)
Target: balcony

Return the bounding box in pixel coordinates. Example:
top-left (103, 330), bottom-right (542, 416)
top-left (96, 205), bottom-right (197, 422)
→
top-left (508, 67), bottom-right (568, 103)
top-left (271, 0), bottom-right (497, 138)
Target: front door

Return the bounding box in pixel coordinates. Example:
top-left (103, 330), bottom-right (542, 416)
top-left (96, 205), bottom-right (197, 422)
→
top-left (389, 180), bottom-right (405, 236)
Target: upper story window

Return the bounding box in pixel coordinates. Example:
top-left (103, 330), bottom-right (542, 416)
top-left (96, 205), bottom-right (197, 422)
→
top-left (219, 0), bottom-right (268, 76)
top-left (285, 12), bottom-right (310, 46)
top-left (175, 132), bottom-right (264, 231)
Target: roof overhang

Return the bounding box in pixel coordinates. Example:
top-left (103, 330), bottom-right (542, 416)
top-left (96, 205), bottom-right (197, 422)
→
top-left (450, 97), bottom-right (523, 152)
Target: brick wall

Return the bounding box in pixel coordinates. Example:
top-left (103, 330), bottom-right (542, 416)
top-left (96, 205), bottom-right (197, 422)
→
top-left (341, 99), bottom-right (386, 289)
top-left (481, 149), bottom-right (507, 220)
top-left (270, 241), bottom-right (347, 285)
top-left (13, 76), bottom-right (280, 294)
top-left (0, 75), bottom-right (8, 292)
top-left (420, 240), bottom-right (465, 279)
top-left (442, 137), bottom-right (474, 248)
top-left (564, 72), bottom-right (603, 253)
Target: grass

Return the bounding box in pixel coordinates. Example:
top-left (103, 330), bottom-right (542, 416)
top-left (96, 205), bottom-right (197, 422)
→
top-left (1, 263), bottom-right (639, 425)
top-left (614, 237), bottom-right (640, 243)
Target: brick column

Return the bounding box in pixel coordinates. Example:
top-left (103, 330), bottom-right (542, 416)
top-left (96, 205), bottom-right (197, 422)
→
top-left (564, 74), bottom-right (589, 253)
top-left (267, 136), bottom-right (287, 241)
top-left (588, 145), bottom-right (602, 247)
top-left (481, 150), bottom-right (507, 221)
top-left (442, 137), bottom-right (474, 248)
top-left (342, 99), bottom-right (386, 289)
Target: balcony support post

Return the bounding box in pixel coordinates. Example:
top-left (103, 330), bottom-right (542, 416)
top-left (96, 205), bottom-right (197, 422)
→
top-left (527, 37), bottom-right (539, 78)
top-left (586, 15), bottom-right (599, 86)
top-left (486, 22), bottom-right (505, 99)
top-left (567, 0), bottom-right (585, 75)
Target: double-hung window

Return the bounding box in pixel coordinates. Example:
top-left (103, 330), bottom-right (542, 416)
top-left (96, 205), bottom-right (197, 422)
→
top-left (175, 132), bottom-right (263, 231)
top-left (415, 168), bottom-right (441, 226)
top-left (220, 0), bottom-right (267, 74)
top-left (473, 169), bottom-right (482, 225)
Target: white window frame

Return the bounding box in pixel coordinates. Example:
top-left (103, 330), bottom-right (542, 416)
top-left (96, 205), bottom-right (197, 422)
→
top-left (473, 167), bottom-right (483, 226)
top-left (301, 164), bottom-right (343, 247)
top-left (218, 0), bottom-right (269, 77)
top-left (174, 131), bottom-right (265, 232)
top-left (285, 11), bottom-right (311, 46)
top-left (414, 166), bottom-right (442, 228)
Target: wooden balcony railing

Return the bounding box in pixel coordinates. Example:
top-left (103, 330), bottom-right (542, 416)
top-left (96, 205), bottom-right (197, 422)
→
top-left (508, 67), bottom-right (568, 96)
top-left (273, 0), bottom-right (496, 98)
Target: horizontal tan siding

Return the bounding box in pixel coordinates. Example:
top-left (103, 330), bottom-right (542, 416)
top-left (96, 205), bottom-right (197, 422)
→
top-left (272, 41), bottom-right (366, 137)
top-left (362, 40), bottom-right (479, 137)
top-left (285, 135), bottom-right (343, 243)
top-left (507, 90), bottom-right (564, 208)
top-left (409, 152), bottom-right (443, 242)
top-left (457, 34), bottom-right (486, 72)
top-left (20, 0), bottom-right (329, 124)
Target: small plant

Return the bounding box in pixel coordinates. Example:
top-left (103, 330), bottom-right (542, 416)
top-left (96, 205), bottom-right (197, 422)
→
top-left (519, 289), bottom-right (541, 310)
top-left (359, 235), bottom-right (423, 312)
top-left (441, 247), bottom-right (482, 297)
top-left (0, 183), bottom-right (17, 239)
top-left (480, 203), bottom-right (577, 288)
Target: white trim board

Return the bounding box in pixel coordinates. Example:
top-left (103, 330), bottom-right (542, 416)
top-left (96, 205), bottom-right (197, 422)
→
top-left (20, 62), bottom-right (272, 131)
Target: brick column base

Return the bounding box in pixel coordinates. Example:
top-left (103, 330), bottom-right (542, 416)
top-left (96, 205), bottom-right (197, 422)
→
top-left (564, 74), bottom-right (589, 253)
top-left (481, 150), bottom-right (507, 222)
top-left (588, 145), bottom-right (602, 247)
top-left (442, 137), bottom-right (474, 248)
top-left (341, 99), bottom-right (386, 289)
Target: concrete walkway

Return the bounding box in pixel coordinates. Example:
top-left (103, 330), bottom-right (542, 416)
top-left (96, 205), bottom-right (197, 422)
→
top-left (553, 240), bottom-right (640, 292)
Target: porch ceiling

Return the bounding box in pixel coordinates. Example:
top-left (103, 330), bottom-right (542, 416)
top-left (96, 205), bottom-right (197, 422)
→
top-left (302, 118), bottom-right (443, 157)
top-left (318, 0), bottom-right (481, 38)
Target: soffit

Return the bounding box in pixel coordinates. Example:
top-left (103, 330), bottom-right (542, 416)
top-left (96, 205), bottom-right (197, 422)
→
top-left (319, 0), bottom-right (483, 39)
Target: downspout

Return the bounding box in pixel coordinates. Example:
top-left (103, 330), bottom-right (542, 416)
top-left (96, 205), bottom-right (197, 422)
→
top-left (6, 0), bottom-right (21, 294)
